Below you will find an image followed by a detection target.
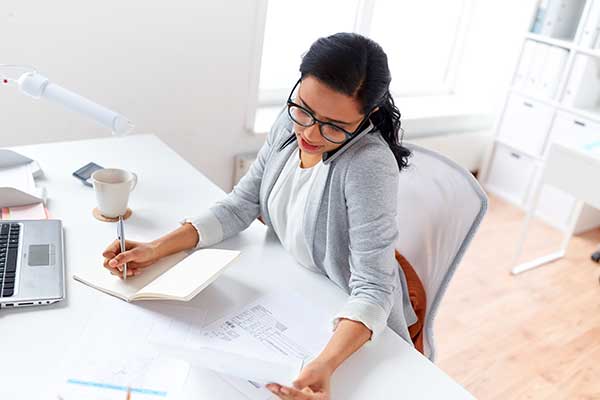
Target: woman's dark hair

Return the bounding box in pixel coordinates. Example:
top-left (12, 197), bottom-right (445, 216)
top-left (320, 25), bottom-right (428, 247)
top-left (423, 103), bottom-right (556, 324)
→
top-left (299, 32), bottom-right (411, 171)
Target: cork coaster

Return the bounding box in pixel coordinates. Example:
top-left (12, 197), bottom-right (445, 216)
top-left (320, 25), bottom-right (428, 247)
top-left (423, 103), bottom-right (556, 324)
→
top-left (93, 208), bottom-right (133, 222)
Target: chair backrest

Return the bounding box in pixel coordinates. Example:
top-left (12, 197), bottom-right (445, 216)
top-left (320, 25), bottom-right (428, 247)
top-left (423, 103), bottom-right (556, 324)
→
top-left (396, 144), bottom-right (488, 361)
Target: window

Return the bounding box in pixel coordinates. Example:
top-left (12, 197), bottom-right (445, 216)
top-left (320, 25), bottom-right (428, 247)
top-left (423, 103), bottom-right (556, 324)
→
top-left (257, 0), bottom-right (471, 105)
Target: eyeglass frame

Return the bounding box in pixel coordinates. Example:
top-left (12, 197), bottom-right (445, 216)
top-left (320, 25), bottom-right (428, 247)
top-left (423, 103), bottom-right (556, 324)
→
top-left (286, 78), bottom-right (374, 145)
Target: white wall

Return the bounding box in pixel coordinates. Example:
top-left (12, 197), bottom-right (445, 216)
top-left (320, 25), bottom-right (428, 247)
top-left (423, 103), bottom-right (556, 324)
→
top-left (454, 0), bottom-right (538, 112)
top-left (0, 1), bottom-right (265, 190)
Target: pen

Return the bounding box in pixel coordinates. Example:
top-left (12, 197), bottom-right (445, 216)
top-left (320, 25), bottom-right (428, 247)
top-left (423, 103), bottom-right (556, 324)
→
top-left (118, 216), bottom-right (127, 280)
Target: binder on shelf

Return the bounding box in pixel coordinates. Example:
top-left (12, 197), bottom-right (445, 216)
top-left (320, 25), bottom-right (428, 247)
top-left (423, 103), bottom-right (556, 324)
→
top-left (531, 0), bottom-right (552, 33)
top-left (524, 43), bottom-right (549, 94)
top-left (580, 0), bottom-right (600, 48)
top-left (514, 40), bottom-right (537, 90)
top-left (539, 45), bottom-right (569, 98)
top-left (515, 40), bottom-right (567, 99)
top-left (540, 0), bottom-right (564, 37)
top-left (562, 55), bottom-right (588, 106)
top-left (563, 55), bottom-right (600, 111)
top-left (541, 0), bottom-right (586, 40)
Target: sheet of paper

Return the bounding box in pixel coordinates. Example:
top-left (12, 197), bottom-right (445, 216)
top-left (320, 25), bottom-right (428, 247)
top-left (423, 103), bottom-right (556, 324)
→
top-left (158, 342), bottom-right (303, 388)
top-left (4, 202), bottom-right (47, 220)
top-left (154, 291), bottom-right (333, 397)
top-left (0, 149), bottom-right (33, 169)
top-left (0, 164), bottom-right (36, 193)
top-left (58, 355), bottom-right (189, 400)
top-left (55, 301), bottom-right (208, 399)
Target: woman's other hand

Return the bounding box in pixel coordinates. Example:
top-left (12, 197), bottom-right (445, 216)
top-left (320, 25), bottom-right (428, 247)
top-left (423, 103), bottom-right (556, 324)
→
top-left (266, 360), bottom-right (332, 400)
top-left (102, 239), bottom-right (160, 278)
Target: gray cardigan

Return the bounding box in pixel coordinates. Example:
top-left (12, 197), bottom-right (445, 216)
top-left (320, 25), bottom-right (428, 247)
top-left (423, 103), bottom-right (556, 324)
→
top-left (188, 110), bottom-right (418, 343)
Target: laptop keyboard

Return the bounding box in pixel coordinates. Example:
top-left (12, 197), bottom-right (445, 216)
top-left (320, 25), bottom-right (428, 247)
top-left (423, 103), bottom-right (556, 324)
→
top-left (0, 223), bottom-right (19, 297)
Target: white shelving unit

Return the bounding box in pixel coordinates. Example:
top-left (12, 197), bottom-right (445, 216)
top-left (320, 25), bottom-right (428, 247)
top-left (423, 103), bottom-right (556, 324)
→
top-left (481, 0), bottom-right (600, 233)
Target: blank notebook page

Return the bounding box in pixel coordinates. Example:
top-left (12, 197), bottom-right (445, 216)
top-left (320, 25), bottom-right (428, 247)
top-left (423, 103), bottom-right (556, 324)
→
top-left (75, 251), bottom-right (188, 299)
top-left (138, 249), bottom-right (240, 298)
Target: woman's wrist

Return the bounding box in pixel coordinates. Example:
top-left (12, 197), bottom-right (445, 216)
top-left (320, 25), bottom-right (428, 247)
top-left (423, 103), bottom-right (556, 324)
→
top-left (148, 239), bottom-right (164, 260)
top-left (311, 355), bottom-right (337, 376)
top-left (311, 318), bottom-right (372, 375)
top-left (150, 223), bottom-right (200, 260)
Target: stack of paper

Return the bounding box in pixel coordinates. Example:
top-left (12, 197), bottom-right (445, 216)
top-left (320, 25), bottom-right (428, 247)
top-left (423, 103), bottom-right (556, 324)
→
top-left (1, 203), bottom-right (48, 220)
top-left (0, 149), bottom-right (47, 217)
top-left (514, 40), bottom-right (568, 99)
top-left (53, 291), bottom-right (332, 399)
top-left (153, 292), bottom-right (332, 399)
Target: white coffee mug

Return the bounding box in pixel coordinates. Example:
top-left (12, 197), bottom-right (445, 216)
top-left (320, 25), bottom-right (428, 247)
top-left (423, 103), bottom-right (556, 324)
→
top-left (91, 168), bottom-right (137, 218)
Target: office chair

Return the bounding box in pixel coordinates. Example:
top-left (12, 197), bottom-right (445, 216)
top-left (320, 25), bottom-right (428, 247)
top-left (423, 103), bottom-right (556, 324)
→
top-left (395, 144), bottom-right (488, 362)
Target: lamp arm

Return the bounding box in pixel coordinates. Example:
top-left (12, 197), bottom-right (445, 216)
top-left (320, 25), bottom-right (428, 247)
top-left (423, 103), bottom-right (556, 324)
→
top-left (1, 65), bottom-right (133, 136)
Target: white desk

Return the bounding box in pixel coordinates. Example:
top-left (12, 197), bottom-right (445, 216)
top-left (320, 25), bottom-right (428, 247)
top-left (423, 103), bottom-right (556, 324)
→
top-left (2, 134), bottom-right (473, 399)
top-left (513, 139), bottom-right (600, 274)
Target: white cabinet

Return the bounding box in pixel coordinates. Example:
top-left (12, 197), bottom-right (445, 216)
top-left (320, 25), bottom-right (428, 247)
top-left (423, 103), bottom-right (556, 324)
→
top-left (497, 94), bottom-right (555, 156)
top-left (483, 0), bottom-right (600, 233)
top-left (536, 112), bottom-right (600, 229)
top-left (486, 145), bottom-right (539, 206)
top-left (549, 111), bottom-right (600, 144)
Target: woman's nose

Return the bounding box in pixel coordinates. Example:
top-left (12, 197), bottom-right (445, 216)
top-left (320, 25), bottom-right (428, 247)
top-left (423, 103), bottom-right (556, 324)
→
top-left (304, 124), bottom-right (321, 143)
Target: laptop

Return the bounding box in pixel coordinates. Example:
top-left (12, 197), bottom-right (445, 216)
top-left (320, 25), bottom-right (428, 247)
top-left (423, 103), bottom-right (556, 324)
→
top-left (0, 220), bottom-right (65, 308)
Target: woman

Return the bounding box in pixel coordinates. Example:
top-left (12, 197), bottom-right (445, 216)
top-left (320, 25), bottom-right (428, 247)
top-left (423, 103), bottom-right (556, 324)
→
top-left (103, 32), bottom-right (425, 399)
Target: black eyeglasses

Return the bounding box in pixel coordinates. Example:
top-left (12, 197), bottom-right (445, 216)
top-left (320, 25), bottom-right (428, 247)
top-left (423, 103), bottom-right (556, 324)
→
top-left (286, 79), bottom-right (372, 144)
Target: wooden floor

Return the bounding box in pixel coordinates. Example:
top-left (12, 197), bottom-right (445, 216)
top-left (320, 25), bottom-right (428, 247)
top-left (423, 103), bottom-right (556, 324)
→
top-left (436, 194), bottom-right (600, 400)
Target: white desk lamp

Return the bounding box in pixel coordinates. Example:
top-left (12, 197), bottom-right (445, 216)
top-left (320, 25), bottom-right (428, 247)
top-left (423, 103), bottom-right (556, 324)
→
top-left (1, 64), bottom-right (135, 215)
top-left (1, 64), bottom-right (133, 135)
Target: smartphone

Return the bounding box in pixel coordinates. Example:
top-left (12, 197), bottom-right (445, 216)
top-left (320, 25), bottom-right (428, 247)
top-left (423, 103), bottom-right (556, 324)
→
top-left (73, 162), bottom-right (104, 187)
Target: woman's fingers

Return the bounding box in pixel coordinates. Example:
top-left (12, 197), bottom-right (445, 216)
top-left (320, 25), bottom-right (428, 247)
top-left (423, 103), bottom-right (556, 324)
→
top-left (266, 384), bottom-right (314, 400)
top-left (102, 239), bottom-right (140, 259)
top-left (108, 248), bottom-right (140, 269)
top-left (104, 258), bottom-right (150, 279)
top-left (102, 240), bottom-right (156, 278)
top-left (109, 267), bottom-right (142, 278)
top-left (102, 240), bottom-right (122, 258)
top-left (104, 255), bottom-right (151, 270)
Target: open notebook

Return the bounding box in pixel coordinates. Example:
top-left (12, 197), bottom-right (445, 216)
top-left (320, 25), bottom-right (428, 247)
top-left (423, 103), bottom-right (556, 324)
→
top-left (74, 249), bottom-right (240, 302)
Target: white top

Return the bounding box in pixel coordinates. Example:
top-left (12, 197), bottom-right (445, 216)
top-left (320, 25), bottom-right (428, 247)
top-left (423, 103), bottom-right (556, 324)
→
top-left (268, 149), bottom-right (323, 273)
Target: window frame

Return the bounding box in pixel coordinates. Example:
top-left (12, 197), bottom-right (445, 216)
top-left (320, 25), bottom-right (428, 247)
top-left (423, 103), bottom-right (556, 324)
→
top-left (246, 0), bottom-right (476, 131)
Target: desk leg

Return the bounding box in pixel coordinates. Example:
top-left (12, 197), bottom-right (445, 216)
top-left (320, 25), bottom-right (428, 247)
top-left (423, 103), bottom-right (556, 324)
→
top-left (512, 200), bottom-right (584, 275)
top-left (511, 175), bottom-right (545, 272)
